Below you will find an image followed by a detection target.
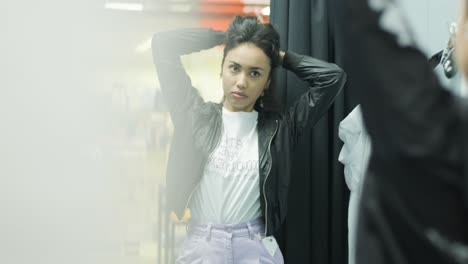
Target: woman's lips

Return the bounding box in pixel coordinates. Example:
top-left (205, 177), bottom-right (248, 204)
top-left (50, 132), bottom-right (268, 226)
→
top-left (231, 91), bottom-right (247, 99)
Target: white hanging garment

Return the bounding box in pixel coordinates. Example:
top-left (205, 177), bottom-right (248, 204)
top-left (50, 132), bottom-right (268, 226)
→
top-left (338, 105), bottom-right (372, 264)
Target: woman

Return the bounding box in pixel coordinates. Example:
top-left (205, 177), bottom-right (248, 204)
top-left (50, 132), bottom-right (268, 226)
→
top-left (152, 16), bottom-right (345, 263)
top-left (342, 0), bottom-right (468, 263)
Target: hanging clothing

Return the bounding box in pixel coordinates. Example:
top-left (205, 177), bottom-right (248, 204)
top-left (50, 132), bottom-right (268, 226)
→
top-left (338, 105), bottom-right (371, 264)
top-left (342, 0), bottom-right (468, 263)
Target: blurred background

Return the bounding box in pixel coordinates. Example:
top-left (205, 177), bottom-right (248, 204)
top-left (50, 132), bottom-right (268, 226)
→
top-left (2, 1), bottom-right (269, 264)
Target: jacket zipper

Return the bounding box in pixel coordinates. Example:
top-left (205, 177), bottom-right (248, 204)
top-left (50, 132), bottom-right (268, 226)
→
top-left (263, 119), bottom-right (278, 236)
top-left (179, 108), bottom-right (224, 223)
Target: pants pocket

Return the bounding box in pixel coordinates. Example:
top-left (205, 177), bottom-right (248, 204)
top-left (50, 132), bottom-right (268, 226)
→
top-left (175, 235), bottom-right (206, 264)
top-left (257, 238), bottom-right (284, 264)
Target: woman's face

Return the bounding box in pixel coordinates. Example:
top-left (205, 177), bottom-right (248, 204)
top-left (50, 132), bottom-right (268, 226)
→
top-left (455, 0), bottom-right (468, 78)
top-left (221, 43), bottom-right (271, 112)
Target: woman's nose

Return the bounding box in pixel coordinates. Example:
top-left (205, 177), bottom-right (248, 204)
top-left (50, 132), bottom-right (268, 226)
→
top-left (236, 73), bottom-right (247, 89)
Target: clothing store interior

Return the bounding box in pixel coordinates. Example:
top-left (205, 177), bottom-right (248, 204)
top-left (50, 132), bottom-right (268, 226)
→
top-left (3, 0), bottom-right (468, 263)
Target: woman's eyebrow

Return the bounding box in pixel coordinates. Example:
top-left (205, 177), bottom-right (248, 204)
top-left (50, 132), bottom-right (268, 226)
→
top-left (228, 61), bottom-right (265, 71)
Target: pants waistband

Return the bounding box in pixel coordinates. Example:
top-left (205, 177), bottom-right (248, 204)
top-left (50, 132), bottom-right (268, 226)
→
top-left (187, 217), bottom-right (264, 239)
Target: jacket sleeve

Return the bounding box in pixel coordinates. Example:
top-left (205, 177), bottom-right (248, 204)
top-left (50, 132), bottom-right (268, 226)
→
top-left (345, 0), bottom-right (465, 159)
top-left (283, 51), bottom-right (346, 141)
top-left (151, 28), bottom-right (225, 123)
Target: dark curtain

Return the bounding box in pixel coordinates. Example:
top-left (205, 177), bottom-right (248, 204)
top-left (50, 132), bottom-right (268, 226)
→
top-left (270, 0), bottom-right (356, 263)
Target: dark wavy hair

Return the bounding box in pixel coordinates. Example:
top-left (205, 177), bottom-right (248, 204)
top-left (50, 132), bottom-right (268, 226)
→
top-left (222, 16), bottom-right (281, 112)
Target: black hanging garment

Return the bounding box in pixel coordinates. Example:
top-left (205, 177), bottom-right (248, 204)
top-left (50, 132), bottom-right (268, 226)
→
top-left (341, 0), bottom-right (468, 263)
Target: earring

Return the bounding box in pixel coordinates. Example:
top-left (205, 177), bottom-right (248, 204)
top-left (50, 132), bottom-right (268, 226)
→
top-left (260, 90), bottom-right (266, 108)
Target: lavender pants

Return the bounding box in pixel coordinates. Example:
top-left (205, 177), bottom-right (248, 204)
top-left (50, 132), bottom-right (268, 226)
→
top-left (176, 218), bottom-right (284, 264)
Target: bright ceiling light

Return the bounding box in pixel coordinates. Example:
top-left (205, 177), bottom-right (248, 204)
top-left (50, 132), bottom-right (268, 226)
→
top-left (242, 0), bottom-right (270, 4)
top-left (170, 4), bottom-right (192, 13)
top-left (104, 2), bottom-right (144, 11)
top-left (261, 6), bottom-right (270, 16)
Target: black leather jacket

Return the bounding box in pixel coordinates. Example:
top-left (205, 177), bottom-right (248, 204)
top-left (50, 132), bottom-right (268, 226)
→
top-left (152, 28), bottom-right (346, 236)
top-left (344, 1), bottom-right (468, 263)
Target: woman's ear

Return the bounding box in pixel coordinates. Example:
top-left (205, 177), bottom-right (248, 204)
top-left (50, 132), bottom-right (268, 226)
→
top-left (264, 79), bottom-right (271, 91)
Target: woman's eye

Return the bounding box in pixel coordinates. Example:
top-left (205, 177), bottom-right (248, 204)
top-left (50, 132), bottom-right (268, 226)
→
top-left (229, 65), bottom-right (240, 72)
top-left (250, 71), bottom-right (261, 77)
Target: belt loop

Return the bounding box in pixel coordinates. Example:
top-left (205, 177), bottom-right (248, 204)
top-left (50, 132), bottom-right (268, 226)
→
top-left (247, 222), bottom-right (255, 240)
top-left (206, 224), bottom-right (213, 241)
